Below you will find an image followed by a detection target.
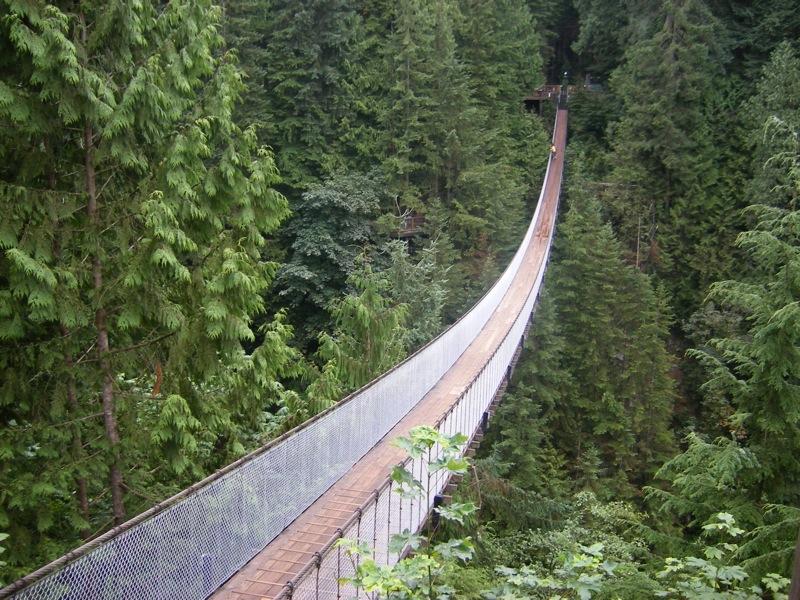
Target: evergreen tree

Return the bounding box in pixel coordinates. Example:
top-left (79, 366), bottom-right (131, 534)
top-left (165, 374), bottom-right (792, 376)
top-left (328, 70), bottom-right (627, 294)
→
top-left (481, 291), bottom-right (573, 502)
top-left (606, 0), bottom-right (732, 315)
top-left (687, 91), bottom-right (800, 505)
top-left (571, 0), bottom-right (629, 78)
top-left (274, 172), bottom-right (382, 345)
top-left (647, 120), bottom-right (800, 578)
top-left (481, 182), bottom-right (676, 501)
top-left (315, 259), bottom-right (408, 394)
top-left (709, 0), bottom-right (800, 76)
top-left (646, 433), bottom-right (762, 533)
top-left (544, 185), bottom-right (676, 495)
top-left (377, 0), bottom-right (439, 206)
top-left (743, 42), bottom-right (800, 211)
top-left (690, 203), bottom-right (800, 504)
top-left (224, 0), bottom-right (364, 186)
top-left (381, 239), bottom-right (447, 350)
top-left (0, 0), bottom-right (296, 575)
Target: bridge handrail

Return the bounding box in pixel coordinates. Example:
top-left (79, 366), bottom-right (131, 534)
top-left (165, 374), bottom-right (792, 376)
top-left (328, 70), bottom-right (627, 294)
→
top-left (2, 110), bottom-right (563, 600)
top-left (270, 108), bottom-right (565, 599)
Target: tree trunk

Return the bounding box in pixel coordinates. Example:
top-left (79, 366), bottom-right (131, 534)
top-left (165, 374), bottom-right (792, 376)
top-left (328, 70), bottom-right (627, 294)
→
top-left (47, 136), bottom-right (94, 536)
top-left (50, 145), bottom-right (93, 536)
top-left (84, 122), bottom-right (126, 525)
top-left (62, 328), bottom-right (91, 538)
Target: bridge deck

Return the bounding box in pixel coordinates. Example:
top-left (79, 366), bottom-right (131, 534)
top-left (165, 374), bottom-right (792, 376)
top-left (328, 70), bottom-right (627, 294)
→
top-left (212, 109), bottom-right (568, 600)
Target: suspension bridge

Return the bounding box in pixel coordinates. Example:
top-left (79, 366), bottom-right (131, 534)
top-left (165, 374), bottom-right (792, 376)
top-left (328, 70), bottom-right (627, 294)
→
top-left (1, 97), bottom-right (568, 600)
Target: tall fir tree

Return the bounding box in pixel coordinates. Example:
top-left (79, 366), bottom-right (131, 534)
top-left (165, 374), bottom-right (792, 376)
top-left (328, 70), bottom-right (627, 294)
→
top-left (689, 128), bottom-right (800, 505)
top-left (0, 0), bottom-right (299, 576)
top-left (542, 183), bottom-right (676, 496)
top-left (224, 0), bottom-right (364, 187)
top-left (743, 41), bottom-right (800, 211)
top-left (315, 258), bottom-right (408, 394)
top-left (606, 0), bottom-right (732, 315)
top-left (274, 172), bottom-right (382, 345)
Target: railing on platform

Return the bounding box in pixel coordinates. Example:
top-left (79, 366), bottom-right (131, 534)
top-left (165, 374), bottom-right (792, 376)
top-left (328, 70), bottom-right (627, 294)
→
top-left (2, 109), bottom-right (565, 600)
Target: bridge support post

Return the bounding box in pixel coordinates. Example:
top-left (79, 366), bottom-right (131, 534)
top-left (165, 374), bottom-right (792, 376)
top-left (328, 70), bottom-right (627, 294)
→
top-left (431, 495), bottom-right (444, 530)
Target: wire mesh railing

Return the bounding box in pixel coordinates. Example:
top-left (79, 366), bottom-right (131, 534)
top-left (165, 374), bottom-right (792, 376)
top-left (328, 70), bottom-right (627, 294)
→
top-left (271, 158), bottom-right (559, 598)
top-left (2, 108), bottom-right (566, 600)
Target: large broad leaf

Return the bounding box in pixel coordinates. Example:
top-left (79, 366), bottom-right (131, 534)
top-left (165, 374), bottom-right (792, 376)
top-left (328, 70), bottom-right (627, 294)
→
top-left (389, 530), bottom-right (425, 554)
top-left (433, 537), bottom-right (474, 562)
top-left (429, 456), bottom-right (469, 475)
top-left (434, 501), bottom-right (478, 525)
top-left (390, 465), bottom-right (424, 498)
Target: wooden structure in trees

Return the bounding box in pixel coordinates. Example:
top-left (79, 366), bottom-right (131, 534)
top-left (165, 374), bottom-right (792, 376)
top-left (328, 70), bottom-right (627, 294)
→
top-left (395, 212), bottom-right (426, 238)
top-left (525, 80), bottom-right (601, 113)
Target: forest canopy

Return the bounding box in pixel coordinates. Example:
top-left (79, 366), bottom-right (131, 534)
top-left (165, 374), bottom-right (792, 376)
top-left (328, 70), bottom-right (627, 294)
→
top-left (1, 1), bottom-right (800, 598)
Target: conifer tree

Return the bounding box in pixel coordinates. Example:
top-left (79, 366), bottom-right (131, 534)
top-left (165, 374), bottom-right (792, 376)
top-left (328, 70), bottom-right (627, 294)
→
top-left (275, 172), bottom-right (382, 345)
top-left (315, 258), bottom-right (408, 393)
top-left (691, 203), bottom-right (800, 503)
top-left (543, 186), bottom-right (676, 495)
top-left (482, 182), bottom-right (675, 500)
top-left (713, 0), bottom-right (800, 76)
top-left (378, 0), bottom-right (438, 206)
top-left (607, 0), bottom-right (732, 315)
top-left (743, 42), bottom-right (800, 211)
top-left (225, 0), bottom-right (363, 186)
top-left (0, 0), bottom-right (295, 573)
top-left (686, 76), bottom-right (800, 506)
top-left (571, 0), bottom-right (629, 78)
top-left (381, 240), bottom-right (447, 350)
top-left (484, 293), bottom-right (572, 500)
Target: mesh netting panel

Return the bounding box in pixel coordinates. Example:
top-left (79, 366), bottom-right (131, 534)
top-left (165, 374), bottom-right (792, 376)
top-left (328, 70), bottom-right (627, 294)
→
top-left (373, 491), bottom-right (391, 566)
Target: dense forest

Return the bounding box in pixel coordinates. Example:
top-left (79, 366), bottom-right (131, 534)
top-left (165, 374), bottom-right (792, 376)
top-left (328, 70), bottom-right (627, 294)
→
top-left (1, 0), bottom-right (799, 597)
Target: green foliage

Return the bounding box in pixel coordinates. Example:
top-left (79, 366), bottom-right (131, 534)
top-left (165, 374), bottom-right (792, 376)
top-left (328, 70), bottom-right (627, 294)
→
top-left (486, 543), bottom-right (624, 600)
top-left (605, 0), bottom-right (736, 315)
top-left (477, 510), bottom-right (788, 600)
top-left (711, 1), bottom-right (800, 77)
top-left (651, 134), bottom-right (800, 573)
top-left (0, 532), bottom-right (7, 585)
top-left (230, 0), bottom-right (551, 335)
top-left (224, 0), bottom-right (364, 185)
top-left (645, 434), bottom-right (763, 533)
top-left (366, 0), bottom-right (548, 316)
top-left (337, 426), bottom-right (477, 599)
top-left (495, 182), bottom-right (676, 498)
top-left (686, 130), bottom-right (800, 505)
top-left (742, 42), bottom-right (800, 211)
top-left (0, 0), bottom-right (294, 576)
top-left (655, 513), bottom-right (790, 599)
top-left (315, 258), bottom-right (408, 394)
top-left (469, 492), bottom-right (656, 599)
top-left (275, 172), bottom-right (383, 343)
top-left (381, 240), bottom-right (447, 350)
top-left (571, 0), bottom-right (630, 77)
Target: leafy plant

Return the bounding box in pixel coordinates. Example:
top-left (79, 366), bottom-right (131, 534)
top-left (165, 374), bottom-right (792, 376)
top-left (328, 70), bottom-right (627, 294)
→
top-left (337, 426), bottom-right (477, 599)
top-left (655, 513), bottom-right (789, 599)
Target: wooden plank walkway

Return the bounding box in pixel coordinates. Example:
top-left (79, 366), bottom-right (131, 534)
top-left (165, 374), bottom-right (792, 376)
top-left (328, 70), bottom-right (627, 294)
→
top-left (212, 108), bottom-right (568, 600)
